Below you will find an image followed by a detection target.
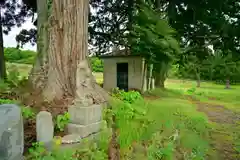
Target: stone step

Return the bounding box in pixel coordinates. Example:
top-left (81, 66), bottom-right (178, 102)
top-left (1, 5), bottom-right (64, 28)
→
top-left (61, 134), bottom-right (81, 144)
top-left (59, 132), bottom-right (101, 150)
top-left (67, 121), bottom-right (102, 138)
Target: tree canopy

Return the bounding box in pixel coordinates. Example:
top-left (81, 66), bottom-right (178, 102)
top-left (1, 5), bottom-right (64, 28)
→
top-left (15, 0), bottom-right (240, 57)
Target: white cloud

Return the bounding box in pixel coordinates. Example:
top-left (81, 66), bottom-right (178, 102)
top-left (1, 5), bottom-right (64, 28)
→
top-left (3, 18), bottom-right (36, 51)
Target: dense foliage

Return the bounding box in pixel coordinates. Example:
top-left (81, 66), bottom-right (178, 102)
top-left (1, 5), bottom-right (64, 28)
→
top-left (176, 50), bottom-right (240, 84)
top-left (111, 88), bottom-right (143, 104)
top-left (130, 3), bottom-right (180, 63)
top-left (4, 47), bottom-right (36, 64)
top-left (90, 57), bottom-right (103, 72)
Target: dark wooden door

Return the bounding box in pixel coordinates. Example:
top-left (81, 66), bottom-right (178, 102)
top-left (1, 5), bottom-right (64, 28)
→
top-left (117, 63), bottom-right (128, 91)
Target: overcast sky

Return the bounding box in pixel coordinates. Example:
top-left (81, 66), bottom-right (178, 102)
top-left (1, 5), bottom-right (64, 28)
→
top-left (3, 17), bottom-right (36, 51)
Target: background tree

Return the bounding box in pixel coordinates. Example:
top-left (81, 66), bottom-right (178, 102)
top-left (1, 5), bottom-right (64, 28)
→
top-left (181, 54), bottom-right (203, 87)
top-left (130, 2), bottom-right (180, 89)
top-left (0, 0), bottom-right (32, 80)
top-left (89, 0), bottom-right (138, 54)
top-left (203, 50), bottom-right (240, 88)
top-left (17, 0), bottom-right (240, 58)
top-left (89, 0), bottom-right (240, 89)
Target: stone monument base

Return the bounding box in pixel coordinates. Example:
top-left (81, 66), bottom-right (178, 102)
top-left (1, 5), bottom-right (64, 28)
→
top-left (59, 132), bottom-right (101, 150)
top-left (67, 121), bottom-right (102, 138)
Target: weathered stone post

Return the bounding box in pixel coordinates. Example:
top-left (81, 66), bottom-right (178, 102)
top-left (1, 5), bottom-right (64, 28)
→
top-left (36, 111), bottom-right (54, 149)
top-left (0, 104), bottom-right (24, 160)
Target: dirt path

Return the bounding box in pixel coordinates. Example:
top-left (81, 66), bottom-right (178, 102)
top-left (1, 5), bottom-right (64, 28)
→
top-left (188, 96), bottom-right (240, 160)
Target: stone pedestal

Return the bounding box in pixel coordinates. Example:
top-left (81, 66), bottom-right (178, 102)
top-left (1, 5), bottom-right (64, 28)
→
top-left (67, 104), bottom-right (102, 138)
top-left (67, 122), bottom-right (101, 138)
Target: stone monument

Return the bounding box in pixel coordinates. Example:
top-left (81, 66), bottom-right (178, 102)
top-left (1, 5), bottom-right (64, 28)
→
top-left (67, 101), bottom-right (102, 138)
top-left (0, 104), bottom-right (24, 160)
top-left (36, 111), bottom-right (54, 149)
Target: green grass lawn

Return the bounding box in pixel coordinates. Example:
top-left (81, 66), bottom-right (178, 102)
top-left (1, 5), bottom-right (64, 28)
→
top-left (155, 79), bottom-right (240, 159)
top-left (94, 72), bottom-right (103, 84)
top-left (7, 63), bottom-right (240, 159)
top-left (166, 79), bottom-right (240, 112)
top-left (6, 62), bottom-right (32, 78)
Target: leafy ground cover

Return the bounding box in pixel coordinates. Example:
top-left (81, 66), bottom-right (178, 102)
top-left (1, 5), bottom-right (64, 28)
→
top-left (1, 64), bottom-right (239, 159)
top-left (162, 79), bottom-right (240, 159)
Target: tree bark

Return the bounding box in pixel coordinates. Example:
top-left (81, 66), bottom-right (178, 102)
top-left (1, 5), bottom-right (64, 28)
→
top-left (225, 79), bottom-right (230, 89)
top-left (196, 73), bottom-right (200, 88)
top-left (0, 7), bottom-right (6, 80)
top-left (29, 0), bottom-right (49, 90)
top-left (154, 61), bottom-right (169, 89)
top-left (147, 63), bottom-right (153, 90)
top-left (29, 0), bottom-right (108, 105)
top-left (154, 73), bottom-right (165, 88)
top-left (197, 79), bottom-right (200, 88)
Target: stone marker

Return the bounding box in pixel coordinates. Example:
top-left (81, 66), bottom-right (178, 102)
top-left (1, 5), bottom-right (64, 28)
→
top-left (0, 104), bottom-right (24, 160)
top-left (67, 104), bottom-right (102, 138)
top-left (36, 111), bottom-right (54, 148)
top-left (68, 104), bottom-right (102, 125)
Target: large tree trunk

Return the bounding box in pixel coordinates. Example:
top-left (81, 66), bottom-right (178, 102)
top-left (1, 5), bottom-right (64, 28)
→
top-left (154, 61), bottom-right (169, 88)
top-left (154, 73), bottom-right (165, 88)
top-left (29, 0), bottom-right (107, 105)
top-left (225, 79), bottom-right (230, 89)
top-left (0, 7), bottom-right (6, 80)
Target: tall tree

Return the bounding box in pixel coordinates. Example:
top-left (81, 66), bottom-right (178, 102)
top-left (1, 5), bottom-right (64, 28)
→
top-left (89, 0), bottom-right (131, 54)
top-left (26, 0), bottom-right (107, 104)
top-left (0, 6), bottom-right (6, 80)
top-left (131, 2), bottom-right (180, 89)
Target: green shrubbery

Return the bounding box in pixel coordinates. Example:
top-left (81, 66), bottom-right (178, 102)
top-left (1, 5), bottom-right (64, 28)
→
top-left (55, 112), bottom-right (70, 132)
top-left (24, 87), bottom-right (211, 159)
top-left (111, 88), bottom-right (142, 104)
top-left (173, 51), bottom-right (240, 84)
top-left (90, 57), bottom-right (103, 72)
top-left (4, 47), bottom-right (36, 64)
top-left (4, 47), bottom-right (104, 72)
top-left (25, 89), bottom-right (150, 159)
